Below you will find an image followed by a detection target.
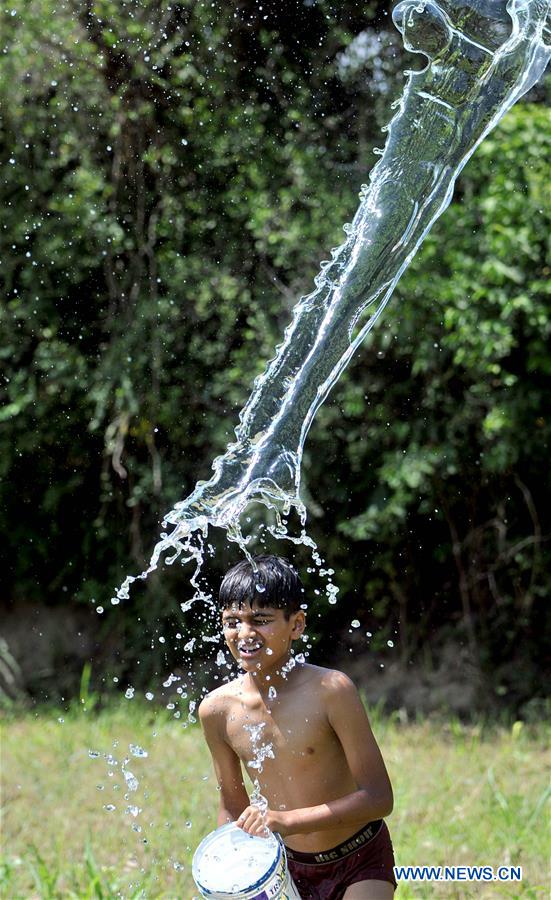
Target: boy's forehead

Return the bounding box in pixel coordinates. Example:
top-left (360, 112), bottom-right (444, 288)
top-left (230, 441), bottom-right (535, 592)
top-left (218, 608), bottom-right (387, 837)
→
top-left (222, 601), bottom-right (281, 616)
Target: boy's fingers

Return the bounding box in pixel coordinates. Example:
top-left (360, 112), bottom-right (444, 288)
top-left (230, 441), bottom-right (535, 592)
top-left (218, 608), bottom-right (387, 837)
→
top-left (237, 811), bottom-right (254, 828)
top-left (237, 808), bottom-right (268, 836)
top-left (236, 804), bottom-right (270, 832)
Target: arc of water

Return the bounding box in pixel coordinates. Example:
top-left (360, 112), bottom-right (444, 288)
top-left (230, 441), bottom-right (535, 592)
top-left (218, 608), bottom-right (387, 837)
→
top-left (114, 0), bottom-right (550, 601)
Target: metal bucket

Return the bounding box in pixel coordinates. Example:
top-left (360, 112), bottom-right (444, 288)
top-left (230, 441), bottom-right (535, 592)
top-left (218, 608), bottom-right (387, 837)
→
top-left (192, 823), bottom-right (301, 899)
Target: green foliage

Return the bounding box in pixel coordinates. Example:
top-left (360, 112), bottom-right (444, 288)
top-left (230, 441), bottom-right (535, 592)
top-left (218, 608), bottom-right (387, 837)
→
top-left (28, 846), bottom-right (60, 899)
top-left (310, 102), bottom-right (551, 701)
top-left (0, 1), bottom-right (549, 707)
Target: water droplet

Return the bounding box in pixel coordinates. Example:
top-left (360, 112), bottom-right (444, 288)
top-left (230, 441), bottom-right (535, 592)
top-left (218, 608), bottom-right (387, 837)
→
top-left (125, 805), bottom-right (141, 817)
top-left (351, 619), bottom-right (361, 629)
top-left (387, 640), bottom-right (394, 648)
top-left (145, 692), bottom-right (154, 701)
top-left (255, 583), bottom-right (266, 593)
top-left (129, 744), bottom-right (148, 758)
top-left (124, 770), bottom-right (139, 792)
top-left (88, 750), bottom-right (100, 758)
top-left (125, 687), bottom-right (135, 700)
top-left (268, 686), bottom-right (277, 700)
top-left (104, 804), bottom-right (116, 812)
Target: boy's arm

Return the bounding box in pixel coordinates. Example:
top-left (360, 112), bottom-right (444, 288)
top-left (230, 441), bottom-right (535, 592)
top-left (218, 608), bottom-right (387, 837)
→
top-left (199, 695), bottom-right (250, 827)
top-left (238, 672), bottom-right (393, 838)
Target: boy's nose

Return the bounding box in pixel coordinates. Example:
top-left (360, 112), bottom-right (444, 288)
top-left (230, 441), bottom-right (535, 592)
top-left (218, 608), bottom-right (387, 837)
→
top-left (238, 622), bottom-right (257, 639)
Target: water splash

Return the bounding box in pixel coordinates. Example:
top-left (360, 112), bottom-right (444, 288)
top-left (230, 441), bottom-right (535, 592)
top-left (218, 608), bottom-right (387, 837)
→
top-left (244, 721), bottom-right (274, 836)
top-left (114, 0), bottom-right (550, 600)
top-left (245, 722), bottom-right (276, 773)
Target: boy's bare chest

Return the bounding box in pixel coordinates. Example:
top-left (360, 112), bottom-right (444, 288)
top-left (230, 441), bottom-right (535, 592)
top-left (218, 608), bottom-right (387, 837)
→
top-left (224, 692), bottom-right (334, 769)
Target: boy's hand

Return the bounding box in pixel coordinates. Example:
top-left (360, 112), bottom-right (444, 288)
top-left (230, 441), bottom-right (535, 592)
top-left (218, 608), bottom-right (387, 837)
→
top-left (236, 806), bottom-right (292, 838)
top-left (236, 804), bottom-right (270, 837)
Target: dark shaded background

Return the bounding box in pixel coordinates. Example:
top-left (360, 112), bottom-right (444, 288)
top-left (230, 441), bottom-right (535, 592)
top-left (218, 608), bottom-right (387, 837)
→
top-left (1, 0), bottom-right (549, 715)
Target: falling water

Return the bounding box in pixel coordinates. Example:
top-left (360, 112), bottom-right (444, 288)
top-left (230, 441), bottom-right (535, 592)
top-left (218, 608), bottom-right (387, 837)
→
top-left (244, 720), bottom-right (275, 832)
top-left (113, 0), bottom-right (550, 606)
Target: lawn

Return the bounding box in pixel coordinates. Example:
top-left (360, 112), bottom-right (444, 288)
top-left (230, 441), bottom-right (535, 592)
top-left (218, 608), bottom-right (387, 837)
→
top-left (1, 703), bottom-right (549, 898)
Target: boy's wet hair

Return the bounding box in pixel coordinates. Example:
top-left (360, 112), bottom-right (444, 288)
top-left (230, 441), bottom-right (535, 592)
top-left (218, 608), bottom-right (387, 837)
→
top-left (219, 555), bottom-right (304, 618)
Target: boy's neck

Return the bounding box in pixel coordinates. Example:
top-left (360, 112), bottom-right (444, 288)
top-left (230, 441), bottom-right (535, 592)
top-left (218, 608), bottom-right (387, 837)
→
top-left (245, 651), bottom-right (300, 695)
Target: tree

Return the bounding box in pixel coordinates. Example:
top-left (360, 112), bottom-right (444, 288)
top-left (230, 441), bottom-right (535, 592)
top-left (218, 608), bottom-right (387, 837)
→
top-left (0, 1), bottom-right (548, 709)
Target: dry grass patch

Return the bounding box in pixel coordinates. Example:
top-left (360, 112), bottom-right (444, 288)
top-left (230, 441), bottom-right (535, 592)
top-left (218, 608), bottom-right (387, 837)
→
top-left (1, 705), bottom-right (549, 898)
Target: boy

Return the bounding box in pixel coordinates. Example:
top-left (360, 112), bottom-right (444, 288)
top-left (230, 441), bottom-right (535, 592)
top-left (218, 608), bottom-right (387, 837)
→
top-left (199, 555), bottom-right (396, 899)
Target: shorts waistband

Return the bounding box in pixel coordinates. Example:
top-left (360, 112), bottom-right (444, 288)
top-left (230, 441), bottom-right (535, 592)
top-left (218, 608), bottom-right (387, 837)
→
top-left (284, 820), bottom-right (383, 865)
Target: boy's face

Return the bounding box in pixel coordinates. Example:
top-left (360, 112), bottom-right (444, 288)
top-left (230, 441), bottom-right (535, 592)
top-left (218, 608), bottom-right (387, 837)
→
top-left (221, 602), bottom-right (305, 674)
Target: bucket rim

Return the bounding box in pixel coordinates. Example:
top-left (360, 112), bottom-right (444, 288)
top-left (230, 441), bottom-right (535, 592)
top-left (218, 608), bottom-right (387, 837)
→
top-left (192, 822), bottom-right (284, 898)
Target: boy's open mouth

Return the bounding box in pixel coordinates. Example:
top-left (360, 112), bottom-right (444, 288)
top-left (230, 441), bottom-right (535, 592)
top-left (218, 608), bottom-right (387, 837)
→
top-left (237, 641), bottom-right (263, 657)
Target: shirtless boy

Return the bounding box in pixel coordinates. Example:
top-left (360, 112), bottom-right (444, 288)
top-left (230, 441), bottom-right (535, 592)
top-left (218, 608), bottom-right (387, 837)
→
top-left (199, 555), bottom-right (396, 899)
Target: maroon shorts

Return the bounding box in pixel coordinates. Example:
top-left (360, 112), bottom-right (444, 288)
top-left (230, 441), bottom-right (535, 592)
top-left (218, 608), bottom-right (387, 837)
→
top-left (285, 820), bottom-right (396, 899)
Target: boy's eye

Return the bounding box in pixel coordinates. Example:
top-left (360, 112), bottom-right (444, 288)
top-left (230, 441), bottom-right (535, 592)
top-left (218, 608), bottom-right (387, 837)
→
top-left (223, 620), bottom-right (238, 629)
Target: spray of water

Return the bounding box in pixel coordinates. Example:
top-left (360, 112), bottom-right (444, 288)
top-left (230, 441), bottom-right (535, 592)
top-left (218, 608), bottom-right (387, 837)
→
top-left (113, 0), bottom-right (550, 606)
top-left (244, 720), bottom-right (275, 834)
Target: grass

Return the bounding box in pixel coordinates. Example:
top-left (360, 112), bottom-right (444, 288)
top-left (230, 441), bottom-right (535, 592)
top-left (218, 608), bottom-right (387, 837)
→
top-left (1, 703), bottom-right (549, 898)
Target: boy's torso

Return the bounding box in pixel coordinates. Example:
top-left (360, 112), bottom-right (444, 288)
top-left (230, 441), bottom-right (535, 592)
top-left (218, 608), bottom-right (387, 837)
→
top-left (219, 664), bottom-right (363, 853)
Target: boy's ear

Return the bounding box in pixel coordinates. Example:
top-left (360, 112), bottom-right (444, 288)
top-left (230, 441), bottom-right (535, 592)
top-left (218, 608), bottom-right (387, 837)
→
top-left (291, 610), bottom-right (306, 638)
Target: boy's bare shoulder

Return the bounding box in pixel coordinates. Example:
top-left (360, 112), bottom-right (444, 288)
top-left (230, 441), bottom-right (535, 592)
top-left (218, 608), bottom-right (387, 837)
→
top-left (198, 677), bottom-right (243, 720)
top-left (300, 663), bottom-right (357, 695)
top-left (299, 665), bottom-right (364, 726)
